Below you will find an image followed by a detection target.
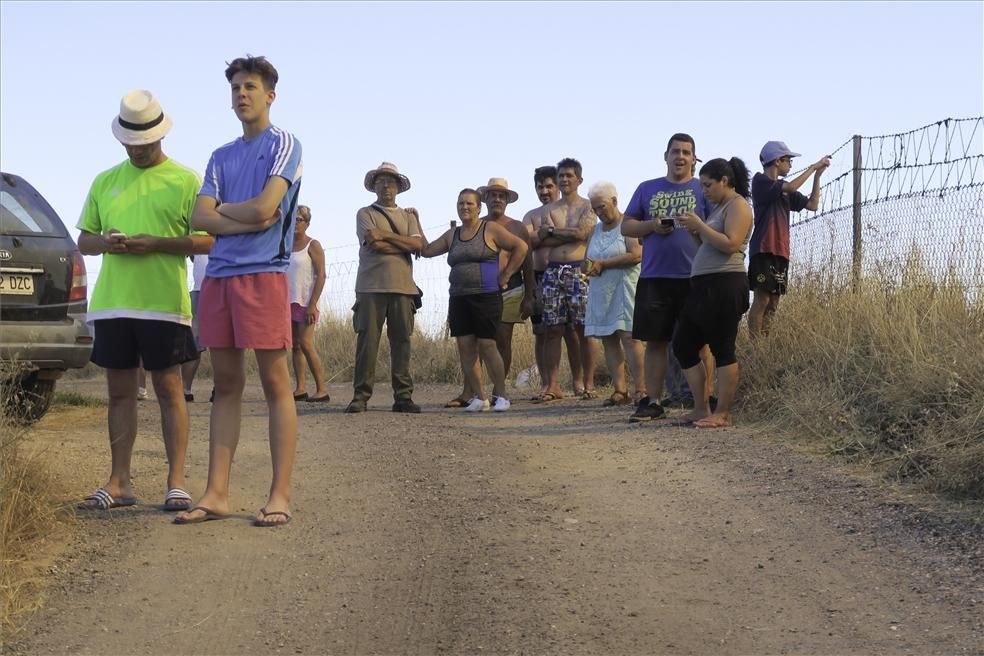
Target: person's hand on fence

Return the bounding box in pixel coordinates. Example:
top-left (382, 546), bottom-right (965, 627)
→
top-left (814, 156), bottom-right (832, 173)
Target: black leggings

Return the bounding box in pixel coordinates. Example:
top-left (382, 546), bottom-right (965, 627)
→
top-left (672, 273), bottom-right (750, 369)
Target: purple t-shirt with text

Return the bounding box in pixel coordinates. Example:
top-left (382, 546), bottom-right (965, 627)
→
top-left (200, 125), bottom-right (303, 277)
top-left (624, 177), bottom-right (711, 279)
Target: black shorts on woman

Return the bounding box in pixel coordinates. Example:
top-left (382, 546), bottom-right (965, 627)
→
top-left (448, 292), bottom-right (502, 339)
top-left (672, 272), bottom-right (749, 369)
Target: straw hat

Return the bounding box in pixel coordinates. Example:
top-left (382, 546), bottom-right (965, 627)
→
top-left (111, 90), bottom-right (173, 145)
top-left (364, 161), bottom-right (411, 193)
top-left (477, 177), bottom-right (519, 204)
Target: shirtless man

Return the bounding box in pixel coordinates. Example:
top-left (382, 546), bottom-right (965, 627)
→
top-left (534, 158), bottom-right (598, 402)
top-left (523, 166), bottom-right (583, 399)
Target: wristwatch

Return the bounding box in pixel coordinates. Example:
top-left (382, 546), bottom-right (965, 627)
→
top-left (548, 226), bottom-right (555, 237)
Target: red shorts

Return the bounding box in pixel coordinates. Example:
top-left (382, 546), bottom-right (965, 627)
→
top-left (290, 302), bottom-right (320, 324)
top-left (199, 273), bottom-right (291, 350)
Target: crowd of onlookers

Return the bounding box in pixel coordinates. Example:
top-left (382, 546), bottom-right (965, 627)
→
top-left (73, 54), bottom-right (828, 527)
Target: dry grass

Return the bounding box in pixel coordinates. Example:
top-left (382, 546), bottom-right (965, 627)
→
top-left (0, 373), bottom-right (74, 642)
top-left (739, 260), bottom-right (984, 499)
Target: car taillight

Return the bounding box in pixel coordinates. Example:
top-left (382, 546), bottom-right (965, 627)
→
top-left (69, 249), bottom-right (87, 302)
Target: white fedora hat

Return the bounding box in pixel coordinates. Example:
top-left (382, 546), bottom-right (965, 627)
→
top-left (477, 177), bottom-right (519, 204)
top-left (364, 161), bottom-right (411, 194)
top-left (111, 90), bottom-right (173, 146)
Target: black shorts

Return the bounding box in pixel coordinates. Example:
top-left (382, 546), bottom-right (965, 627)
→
top-left (448, 293), bottom-right (502, 339)
top-left (748, 253), bottom-right (789, 295)
top-left (672, 273), bottom-right (750, 369)
top-left (631, 277), bottom-right (691, 343)
top-left (91, 318), bottom-right (199, 371)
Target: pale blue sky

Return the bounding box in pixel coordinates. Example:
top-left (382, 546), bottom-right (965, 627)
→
top-left (2, 1), bottom-right (982, 284)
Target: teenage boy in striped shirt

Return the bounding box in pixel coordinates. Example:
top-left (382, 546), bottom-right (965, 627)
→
top-left (177, 55), bottom-right (303, 528)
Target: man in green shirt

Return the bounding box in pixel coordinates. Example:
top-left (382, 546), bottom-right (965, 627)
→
top-left (76, 90), bottom-right (213, 512)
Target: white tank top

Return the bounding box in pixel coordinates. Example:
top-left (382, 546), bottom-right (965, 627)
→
top-left (288, 241), bottom-right (316, 306)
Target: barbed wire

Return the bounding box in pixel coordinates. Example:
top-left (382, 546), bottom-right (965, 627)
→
top-left (788, 117), bottom-right (984, 299)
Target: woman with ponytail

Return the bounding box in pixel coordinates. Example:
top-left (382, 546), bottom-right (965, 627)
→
top-left (673, 157), bottom-right (753, 428)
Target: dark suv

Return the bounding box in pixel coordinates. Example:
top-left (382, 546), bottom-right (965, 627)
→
top-left (1, 172), bottom-right (92, 422)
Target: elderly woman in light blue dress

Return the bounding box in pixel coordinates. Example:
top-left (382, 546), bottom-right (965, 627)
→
top-left (584, 182), bottom-right (646, 406)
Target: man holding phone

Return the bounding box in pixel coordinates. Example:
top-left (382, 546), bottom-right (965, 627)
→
top-left (620, 133), bottom-right (713, 421)
top-left (76, 90), bottom-right (212, 511)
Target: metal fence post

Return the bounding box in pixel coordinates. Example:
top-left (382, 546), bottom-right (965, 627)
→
top-left (852, 134), bottom-right (863, 291)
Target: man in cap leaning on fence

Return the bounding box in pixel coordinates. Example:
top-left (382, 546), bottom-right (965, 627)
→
top-left (76, 90), bottom-right (213, 512)
top-left (748, 141), bottom-right (830, 338)
top-left (346, 162), bottom-right (426, 414)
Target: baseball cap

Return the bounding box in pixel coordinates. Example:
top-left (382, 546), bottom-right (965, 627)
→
top-left (760, 141), bottom-right (802, 165)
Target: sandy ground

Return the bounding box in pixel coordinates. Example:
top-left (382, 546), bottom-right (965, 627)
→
top-left (6, 377), bottom-right (983, 656)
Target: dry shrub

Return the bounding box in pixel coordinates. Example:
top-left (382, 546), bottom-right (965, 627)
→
top-left (739, 256), bottom-right (984, 498)
top-left (0, 373), bottom-right (72, 641)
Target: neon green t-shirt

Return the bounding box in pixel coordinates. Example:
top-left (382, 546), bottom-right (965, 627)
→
top-left (77, 158), bottom-right (202, 324)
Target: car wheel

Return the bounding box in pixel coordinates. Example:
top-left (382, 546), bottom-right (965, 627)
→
top-left (4, 373), bottom-right (56, 425)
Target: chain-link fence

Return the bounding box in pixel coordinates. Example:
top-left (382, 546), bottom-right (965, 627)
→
top-left (789, 117), bottom-right (984, 298)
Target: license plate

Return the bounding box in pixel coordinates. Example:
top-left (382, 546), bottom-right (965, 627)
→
top-left (0, 272), bottom-right (34, 295)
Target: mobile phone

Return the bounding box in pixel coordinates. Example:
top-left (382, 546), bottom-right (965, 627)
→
top-left (109, 232), bottom-right (127, 239)
top-left (661, 218), bottom-right (675, 228)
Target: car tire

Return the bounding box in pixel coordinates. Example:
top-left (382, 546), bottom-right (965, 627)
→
top-left (4, 373), bottom-right (56, 425)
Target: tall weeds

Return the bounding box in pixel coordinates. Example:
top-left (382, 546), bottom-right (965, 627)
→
top-left (739, 260), bottom-right (984, 498)
top-left (0, 370), bottom-right (70, 641)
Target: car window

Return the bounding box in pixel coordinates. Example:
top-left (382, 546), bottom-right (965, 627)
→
top-left (1, 176), bottom-right (67, 237)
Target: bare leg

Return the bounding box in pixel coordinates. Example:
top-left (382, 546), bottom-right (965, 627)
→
top-left (674, 360), bottom-right (713, 425)
top-left (601, 334), bottom-right (627, 395)
top-left (643, 341), bottom-right (669, 403)
top-left (749, 290), bottom-right (776, 338)
top-left (181, 357), bottom-right (200, 396)
top-left (577, 327), bottom-right (596, 394)
top-left (298, 321), bottom-right (328, 398)
top-left (620, 331), bottom-right (646, 399)
top-left (80, 367), bottom-right (139, 506)
top-left (176, 348), bottom-right (245, 520)
top-left (478, 337), bottom-right (507, 398)
top-left (253, 348), bottom-right (296, 523)
top-left (694, 363), bottom-right (739, 428)
top-left (699, 345), bottom-right (715, 403)
top-left (290, 321), bottom-right (306, 396)
top-left (563, 324), bottom-right (583, 394)
top-left (541, 325), bottom-right (565, 398)
top-left (494, 321), bottom-right (515, 380)
top-left (534, 332), bottom-right (547, 395)
top-left (457, 336), bottom-right (485, 401)
top-left (150, 365), bottom-right (189, 494)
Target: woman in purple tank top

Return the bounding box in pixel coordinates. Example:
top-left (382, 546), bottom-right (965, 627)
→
top-left (421, 189), bottom-right (528, 412)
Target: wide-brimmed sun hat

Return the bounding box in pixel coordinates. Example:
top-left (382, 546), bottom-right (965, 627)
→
top-left (477, 177), bottom-right (519, 204)
top-left (364, 161), bottom-right (411, 193)
top-left (111, 90), bottom-right (173, 146)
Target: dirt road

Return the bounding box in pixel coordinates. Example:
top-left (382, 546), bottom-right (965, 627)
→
top-left (8, 378), bottom-right (983, 655)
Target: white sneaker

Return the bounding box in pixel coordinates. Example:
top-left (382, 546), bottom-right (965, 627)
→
top-left (491, 396), bottom-right (511, 412)
top-left (137, 387), bottom-right (148, 400)
top-left (465, 397), bottom-right (491, 412)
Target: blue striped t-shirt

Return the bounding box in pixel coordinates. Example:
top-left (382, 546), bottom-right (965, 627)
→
top-left (200, 125), bottom-right (303, 277)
